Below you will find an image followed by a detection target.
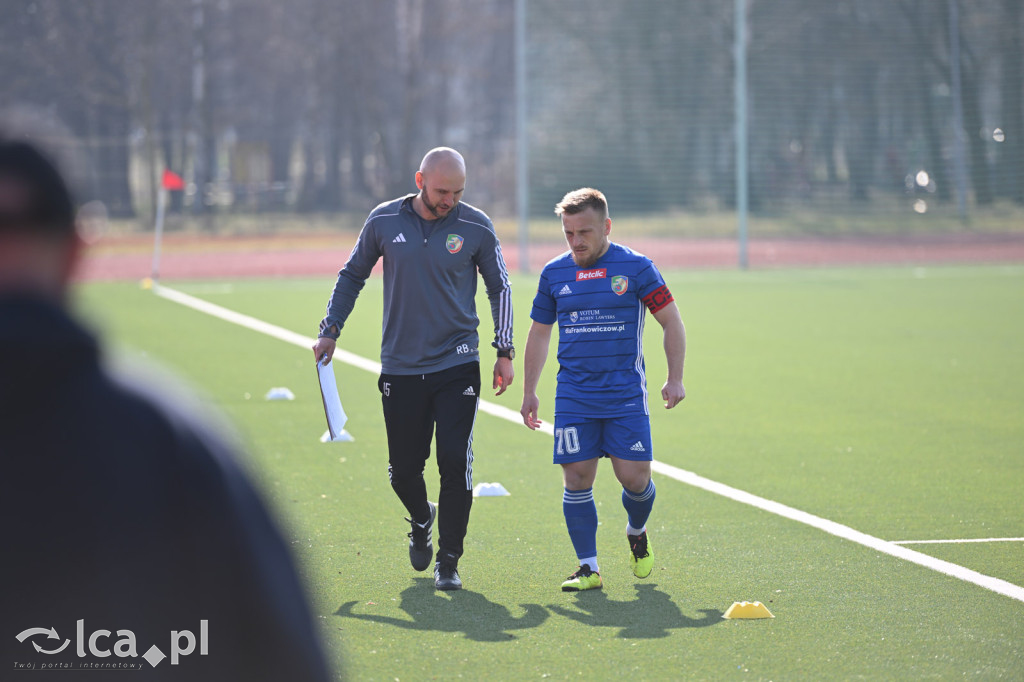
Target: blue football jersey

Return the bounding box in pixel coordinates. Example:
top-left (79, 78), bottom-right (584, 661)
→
top-left (530, 242), bottom-right (674, 418)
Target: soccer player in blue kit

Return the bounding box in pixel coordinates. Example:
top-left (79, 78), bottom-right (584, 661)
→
top-left (520, 188), bottom-right (686, 592)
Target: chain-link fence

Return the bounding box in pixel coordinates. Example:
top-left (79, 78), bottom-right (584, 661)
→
top-left (3, 0), bottom-right (1021, 245)
top-left (522, 0), bottom-right (1022, 237)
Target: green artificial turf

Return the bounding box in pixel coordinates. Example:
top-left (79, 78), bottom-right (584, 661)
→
top-left (75, 264), bottom-right (1024, 680)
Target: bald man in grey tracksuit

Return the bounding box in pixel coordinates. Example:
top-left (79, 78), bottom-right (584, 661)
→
top-left (313, 148), bottom-right (514, 591)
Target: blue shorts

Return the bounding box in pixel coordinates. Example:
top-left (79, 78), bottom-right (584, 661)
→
top-left (552, 414), bottom-right (653, 464)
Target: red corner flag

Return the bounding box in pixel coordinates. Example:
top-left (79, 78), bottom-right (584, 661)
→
top-left (161, 169), bottom-right (185, 191)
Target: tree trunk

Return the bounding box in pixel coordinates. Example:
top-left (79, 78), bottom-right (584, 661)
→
top-left (322, 114), bottom-right (342, 211)
top-left (821, 83), bottom-right (840, 184)
top-left (917, 60), bottom-right (951, 201)
top-left (348, 105), bottom-right (372, 203)
top-left (847, 62), bottom-right (879, 202)
top-left (202, 124), bottom-right (218, 225)
top-left (296, 136), bottom-right (320, 212)
top-left (960, 67), bottom-right (993, 205)
top-left (98, 107), bottom-right (135, 218)
top-left (1000, 0), bottom-right (1023, 203)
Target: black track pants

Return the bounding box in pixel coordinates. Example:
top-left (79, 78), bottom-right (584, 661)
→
top-left (379, 361), bottom-right (480, 562)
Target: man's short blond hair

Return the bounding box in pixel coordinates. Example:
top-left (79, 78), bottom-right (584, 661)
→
top-left (554, 187), bottom-right (608, 219)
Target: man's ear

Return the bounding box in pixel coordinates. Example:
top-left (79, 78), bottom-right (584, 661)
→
top-left (415, 171), bottom-right (424, 190)
top-left (604, 217), bottom-right (612, 236)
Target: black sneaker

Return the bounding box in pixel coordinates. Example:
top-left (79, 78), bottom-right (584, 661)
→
top-left (406, 501), bottom-right (436, 572)
top-left (434, 557), bottom-right (462, 591)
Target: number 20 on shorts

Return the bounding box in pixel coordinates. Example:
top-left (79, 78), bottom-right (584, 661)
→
top-left (555, 427), bottom-right (580, 455)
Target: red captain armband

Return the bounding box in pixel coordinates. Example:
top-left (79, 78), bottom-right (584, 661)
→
top-left (642, 284), bottom-right (674, 313)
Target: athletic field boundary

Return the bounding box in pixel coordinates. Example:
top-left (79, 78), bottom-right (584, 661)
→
top-left (152, 283), bottom-right (1024, 606)
top-left (892, 537), bottom-right (1024, 545)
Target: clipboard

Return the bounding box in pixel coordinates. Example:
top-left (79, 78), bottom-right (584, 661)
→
top-left (317, 357), bottom-right (354, 442)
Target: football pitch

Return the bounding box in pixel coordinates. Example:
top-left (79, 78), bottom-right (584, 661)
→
top-left (76, 264), bottom-right (1024, 680)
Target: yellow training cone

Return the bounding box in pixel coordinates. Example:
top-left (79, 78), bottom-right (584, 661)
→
top-left (723, 601), bottom-right (774, 619)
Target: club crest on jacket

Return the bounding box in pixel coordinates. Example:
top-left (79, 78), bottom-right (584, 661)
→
top-left (446, 234), bottom-right (464, 254)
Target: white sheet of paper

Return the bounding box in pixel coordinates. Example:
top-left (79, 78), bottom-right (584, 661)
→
top-left (317, 359), bottom-right (348, 439)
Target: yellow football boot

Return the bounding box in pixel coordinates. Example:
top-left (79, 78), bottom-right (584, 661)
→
top-left (628, 530), bottom-right (654, 578)
top-left (561, 565), bottom-right (603, 592)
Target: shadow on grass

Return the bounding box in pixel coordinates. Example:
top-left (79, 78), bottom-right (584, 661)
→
top-left (335, 578), bottom-right (548, 641)
top-left (547, 584), bottom-right (723, 638)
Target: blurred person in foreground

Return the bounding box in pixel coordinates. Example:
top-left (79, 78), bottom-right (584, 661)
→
top-left (520, 188), bottom-right (686, 592)
top-left (0, 134), bottom-right (333, 680)
top-left (312, 147), bottom-right (514, 591)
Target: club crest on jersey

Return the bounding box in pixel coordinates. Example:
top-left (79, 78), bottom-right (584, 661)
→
top-left (569, 311), bottom-right (578, 323)
top-left (446, 234), bottom-right (464, 254)
top-left (611, 275), bottom-right (628, 295)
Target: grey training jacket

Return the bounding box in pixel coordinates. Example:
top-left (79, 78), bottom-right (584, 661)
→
top-left (319, 195), bottom-right (512, 375)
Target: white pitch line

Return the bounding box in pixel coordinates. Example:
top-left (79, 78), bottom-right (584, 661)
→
top-left (649, 461), bottom-right (1024, 604)
top-left (152, 284), bottom-right (1024, 606)
top-left (154, 284), bottom-right (381, 374)
top-left (893, 537), bottom-right (1024, 545)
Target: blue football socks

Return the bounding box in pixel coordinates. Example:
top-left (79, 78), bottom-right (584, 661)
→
top-left (563, 487), bottom-right (599, 572)
top-left (622, 479), bottom-right (656, 533)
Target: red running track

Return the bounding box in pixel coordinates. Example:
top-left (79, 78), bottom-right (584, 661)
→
top-left (76, 233), bottom-right (1024, 282)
